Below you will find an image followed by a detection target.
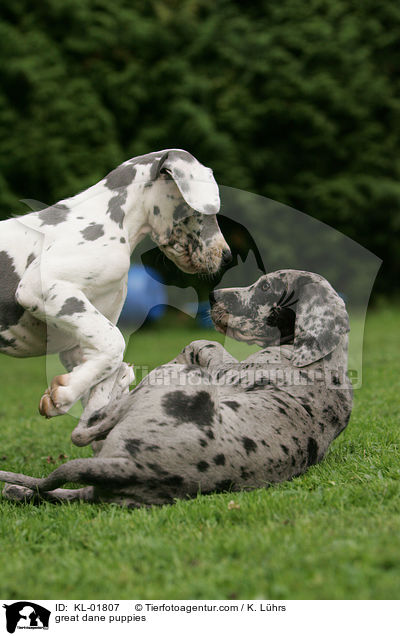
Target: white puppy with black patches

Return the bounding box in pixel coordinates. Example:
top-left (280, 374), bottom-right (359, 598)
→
top-left (0, 150), bottom-right (230, 419)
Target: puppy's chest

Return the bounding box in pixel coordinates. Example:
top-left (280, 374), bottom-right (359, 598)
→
top-left (82, 273), bottom-right (128, 320)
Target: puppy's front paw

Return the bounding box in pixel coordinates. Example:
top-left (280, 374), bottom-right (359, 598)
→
top-left (177, 343), bottom-right (197, 365)
top-left (116, 362), bottom-right (135, 395)
top-left (39, 374), bottom-right (75, 418)
top-left (179, 340), bottom-right (213, 366)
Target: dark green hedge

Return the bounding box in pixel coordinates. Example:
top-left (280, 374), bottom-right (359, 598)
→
top-left (0, 0), bottom-right (398, 292)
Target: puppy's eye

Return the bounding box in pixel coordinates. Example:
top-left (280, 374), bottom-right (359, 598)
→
top-left (260, 281), bottom-right (270, 292)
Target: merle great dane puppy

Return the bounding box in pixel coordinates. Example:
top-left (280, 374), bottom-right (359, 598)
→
top-left (0, 270), bottom-right (353, 506)
top-left (0, 149), bottom-right (230, 421)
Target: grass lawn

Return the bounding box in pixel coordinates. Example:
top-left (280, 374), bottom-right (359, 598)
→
top-left (0, 307), bottom-right (399, 600)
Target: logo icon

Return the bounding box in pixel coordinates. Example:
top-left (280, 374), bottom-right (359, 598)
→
top-left (2, 602), bottom-right (50, 634)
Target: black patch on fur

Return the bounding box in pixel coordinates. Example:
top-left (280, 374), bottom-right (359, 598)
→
top-left (105, 164), bottom-right (137, 190)
top-left (57, 297), bottom-right (85, 317)
top-left (0, 251), bottom-right (24, 329)
top-left (213, 454), bottom-right (226, 466)
top-left (197, 461), bottom-right (209, 472)
top-left (323, 404), bottom-right (341, 427)
top-left (240, 467), bottom-right (250, 480)
top-left (162, 475), bottom-right (184, 488)
top-left (242, 437), bottom-right (257, 455)
top-left (87, 410), bottom-right (107, 428)
top-left (147, 463), bottom-right (168, 476)
top-left (162, 390), bottom-right (215, 428)
top-left (125, 438), bottom-right (142, 457)
top-left (273, 396), bottom-right (289, 408)
top-left (39, 204), bottom-right (68, 226)
top-left (301, 403), bottom-right (313, 417)
top-left (107, 191), bottom-right (126, 228)
top-left (245, 378), bottom-right (272, 391)
top-left (223, 400), bottom-right (240, 411)
top-left (26, 253), bottom-right (35, 268)
top-left (153, 206), bottom-right (160, 215)
top-left (173, 202), bottom-right (189, 221)
top-left (81, 224), bottom-right (104, 241)
top-left (307, 437), bottom-right (318, 466)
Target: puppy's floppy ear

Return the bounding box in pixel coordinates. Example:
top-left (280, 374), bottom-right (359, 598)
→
top-left (154, 151), bottom-right (170, 179)
top-left (154, 149), bottom-right (220, 215)
top-left (292, 275), bottom-right (349, 367)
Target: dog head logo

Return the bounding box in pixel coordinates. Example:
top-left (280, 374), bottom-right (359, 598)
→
top-left (2, 602), bottom-right (50, 633)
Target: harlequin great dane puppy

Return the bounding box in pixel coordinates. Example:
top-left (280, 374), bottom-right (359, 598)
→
top-left (0, 149), bottom-right (230, 422)
top-left (0, 270), bottom-right (353, 506)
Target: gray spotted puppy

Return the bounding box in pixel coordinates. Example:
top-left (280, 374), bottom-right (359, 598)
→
top-left (0, 270), bottom-right (353, 506)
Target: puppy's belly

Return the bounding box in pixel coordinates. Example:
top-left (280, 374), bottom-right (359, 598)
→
top-left (96, 382), bottom-right (322, 500)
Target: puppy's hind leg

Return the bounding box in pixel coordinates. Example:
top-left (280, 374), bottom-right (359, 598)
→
top-left (0, 457), bottom-right (133, 495)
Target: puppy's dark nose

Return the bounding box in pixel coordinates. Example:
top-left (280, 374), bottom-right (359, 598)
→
top-left (221, 248), bottom-right (232, 265)
top-left (209, 291), bottom-right (216, 306)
